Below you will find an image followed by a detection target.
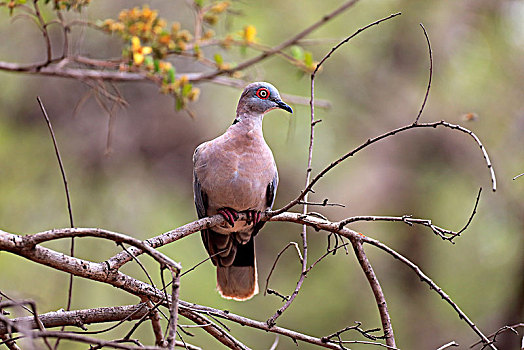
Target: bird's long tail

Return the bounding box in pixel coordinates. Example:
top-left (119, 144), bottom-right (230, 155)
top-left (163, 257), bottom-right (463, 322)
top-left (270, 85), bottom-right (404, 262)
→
top-left (216, 238), bottom-right (258, 301)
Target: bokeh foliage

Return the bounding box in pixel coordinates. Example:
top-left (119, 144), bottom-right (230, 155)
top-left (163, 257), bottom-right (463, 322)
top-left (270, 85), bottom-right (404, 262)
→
top-left (0, 0), bottom-right (523, 349)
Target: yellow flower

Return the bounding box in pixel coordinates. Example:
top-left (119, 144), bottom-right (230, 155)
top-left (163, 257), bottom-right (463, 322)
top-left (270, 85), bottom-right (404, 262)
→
top-left (243, 25), bottom-right (257, 44)
top-left (129, 7), bottom-right (139, 20)
top-left (171, 22), bottom-right (181, 33)
top-left (131, 36), bottom-right (152, 65)
top-left (188, 87), bottom-right (200, 102)
top-left (158, 61), bottom-right (172, 72)
top-left (211, 1), bottom-right (230, 14)
top-left (142, 6), bottom-right (154, 20)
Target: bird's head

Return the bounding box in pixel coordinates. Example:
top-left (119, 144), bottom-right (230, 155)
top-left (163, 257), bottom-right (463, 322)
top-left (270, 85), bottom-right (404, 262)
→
top-left (236, 82), bottom-right (293, 117)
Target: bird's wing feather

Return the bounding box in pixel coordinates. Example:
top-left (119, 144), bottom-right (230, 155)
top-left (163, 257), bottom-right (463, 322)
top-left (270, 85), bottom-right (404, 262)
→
top-left (266, 170), bottom-right (279, 208)
top-left (193, 145), bottom-right (208, 219)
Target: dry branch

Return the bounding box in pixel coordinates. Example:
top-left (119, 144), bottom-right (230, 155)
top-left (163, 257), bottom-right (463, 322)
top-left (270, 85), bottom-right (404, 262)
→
top-left (0, 305), bottom-right (149, 335)
top-left (351, 239), bottom-right (395, 347)
top-left (0, 3), bottom-right (502, 349)
top-left (0, 207), bottom-right (497, 349)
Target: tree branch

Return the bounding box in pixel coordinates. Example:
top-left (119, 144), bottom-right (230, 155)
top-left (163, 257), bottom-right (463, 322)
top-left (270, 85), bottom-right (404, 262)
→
top-left (350, 239), bottom-right (395, 347)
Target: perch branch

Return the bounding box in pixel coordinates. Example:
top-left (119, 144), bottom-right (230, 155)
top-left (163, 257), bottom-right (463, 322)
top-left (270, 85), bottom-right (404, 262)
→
top-left (0, 208), bottom-right (495, 349)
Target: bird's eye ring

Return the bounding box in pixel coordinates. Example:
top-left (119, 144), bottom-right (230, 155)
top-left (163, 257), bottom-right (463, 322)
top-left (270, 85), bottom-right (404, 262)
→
top-left (256, 88), bottom-right (270, 99)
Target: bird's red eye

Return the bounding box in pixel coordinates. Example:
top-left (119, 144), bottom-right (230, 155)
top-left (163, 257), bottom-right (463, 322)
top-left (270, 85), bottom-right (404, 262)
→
top-left (256, 88), bottom-right (270, 99)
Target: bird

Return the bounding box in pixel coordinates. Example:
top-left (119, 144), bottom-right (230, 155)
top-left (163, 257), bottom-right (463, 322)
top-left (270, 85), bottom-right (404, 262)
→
top-left (193, 82), bottom-right (293, 301)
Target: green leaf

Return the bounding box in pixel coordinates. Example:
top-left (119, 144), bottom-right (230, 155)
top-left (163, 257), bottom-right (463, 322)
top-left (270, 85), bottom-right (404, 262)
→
top-left (153, 59), bottom-right (160, 72)
top-left (175, 97), bottom-right (184, 111)
top-left (304, 51), bottom-right (313, 67)
top-left (214, 53), bottom-right (223, 65)
top-left (290, 45), bottom-right (304, 60)
top-left (144, 55), bottom-right (154, 67)
top-left (168, 67), bottom-right (176, 84)
top-left (182, 83), bottom-right (192, 97)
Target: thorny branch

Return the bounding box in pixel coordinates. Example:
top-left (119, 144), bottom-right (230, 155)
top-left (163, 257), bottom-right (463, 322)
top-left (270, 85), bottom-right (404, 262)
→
top-left (0, 202), bottom-right (496, 349)
top-left (266, 9), bottom-right (402, 331)
top-left (338, 187), bottom-right (482, 242)
top-left (271, 119), bottom-right (497, 218)
top-left (470, 323), bottom-right (524, 349)
top-left (0, 3), bottom-right (505, 350)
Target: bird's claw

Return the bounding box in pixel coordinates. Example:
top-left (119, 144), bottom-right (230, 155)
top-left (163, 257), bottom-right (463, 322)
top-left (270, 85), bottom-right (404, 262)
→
top-left (218, 208), bottom-right (239, 226)
top-left (245, 210), bottom-right (261, 227)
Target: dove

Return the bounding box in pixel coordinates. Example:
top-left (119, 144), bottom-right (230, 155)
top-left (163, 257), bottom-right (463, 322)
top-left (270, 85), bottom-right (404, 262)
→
top-left (193, 82), bottom-right (292, 300)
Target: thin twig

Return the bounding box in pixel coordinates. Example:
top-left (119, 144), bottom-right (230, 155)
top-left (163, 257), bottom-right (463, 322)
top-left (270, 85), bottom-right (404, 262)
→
top-left (267, 212), bottom-right (497, 349)
top-left (363, 238), bottom-right (496, 350)
top-left (267, 9), bottom-right (401, 329)
top-left (322, 321), bottom-right (383, 342)
top-left (470, 323), bottom-right (524, 348)
top-left (54, 9), bottom-right (68, 60)
top-left (436, 340), bottom-right (460, 349)
top-left (272, 120), bottom-right (497, 217)
top-left (338, 188), bottom-right (482, 242)
top-left (306, 242), bottom-right (351, 273)
top-left (36, 97), bottom-right (75, 229)
top-left (269, 335), bottom-right (279, 350)
top-left (264, 242), bottom-right (303, 296)
top-left (313, 12), bottom-right (401, 73)
top-left (413, 23), bottom-right (433, 124)
top-left (119, 243), bottom-right (157, 289)
top-left (297, 199), bottom-right (345, 207)
top-left (36, 96), bottom-right (76, 350)
top-left (180, 249), bottom-right (227, 278)
top-left (33, 0), bottom-right (52, 65)
top-left (199, 0), bottom-right (361, 80)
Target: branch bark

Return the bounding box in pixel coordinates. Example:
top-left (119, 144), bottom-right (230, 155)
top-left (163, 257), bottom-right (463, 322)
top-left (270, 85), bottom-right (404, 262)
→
top-left (350, 239), bottom-right (395, 347)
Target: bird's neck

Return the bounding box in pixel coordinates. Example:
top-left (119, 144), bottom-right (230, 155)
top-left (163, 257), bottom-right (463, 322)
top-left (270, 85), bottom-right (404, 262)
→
top-left (229, 114), bottom-right (265, 139)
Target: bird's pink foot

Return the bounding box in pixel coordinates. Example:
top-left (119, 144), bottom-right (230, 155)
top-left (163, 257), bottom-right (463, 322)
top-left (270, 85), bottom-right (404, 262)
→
top-left (245, 210), bottom-right (262, 227)
top-left (218, 208), bottom-right (239, 226)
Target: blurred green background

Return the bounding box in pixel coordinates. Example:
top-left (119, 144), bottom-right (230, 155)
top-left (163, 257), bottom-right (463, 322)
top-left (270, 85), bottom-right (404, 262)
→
top-left (0, 0), bottom-right (523, 349)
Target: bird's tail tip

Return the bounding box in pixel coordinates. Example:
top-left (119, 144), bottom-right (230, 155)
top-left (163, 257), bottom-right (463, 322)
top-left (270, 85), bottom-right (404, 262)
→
top-left (216, 265), bottom-right (258, 301)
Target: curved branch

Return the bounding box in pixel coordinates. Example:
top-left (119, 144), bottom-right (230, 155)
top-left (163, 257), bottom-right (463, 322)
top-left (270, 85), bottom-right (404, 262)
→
top-left (413, 23), bottom-right (433, 124)
top-left (0, 207), bottom-right (496, 349)
top-left (272, 120), bottom-right (497, 216)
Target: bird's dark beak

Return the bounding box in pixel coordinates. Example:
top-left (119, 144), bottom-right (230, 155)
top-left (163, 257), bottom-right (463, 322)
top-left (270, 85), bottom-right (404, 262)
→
top-left (275, 99), bottom-right (293, 113)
